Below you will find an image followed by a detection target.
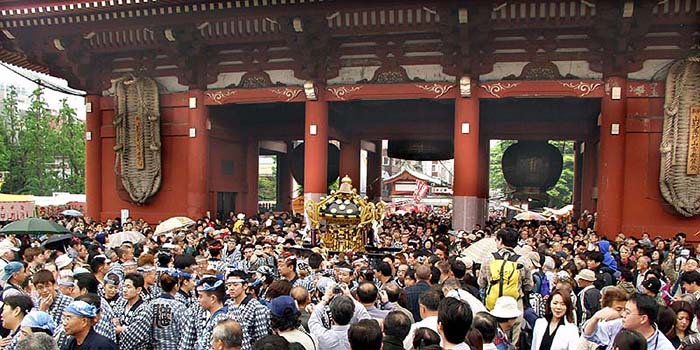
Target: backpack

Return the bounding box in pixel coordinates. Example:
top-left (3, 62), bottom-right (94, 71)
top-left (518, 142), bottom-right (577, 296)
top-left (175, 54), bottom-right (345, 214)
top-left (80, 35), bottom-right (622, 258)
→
top-left (534, 270), bottom-right (551, 296)
top-left (485, 251), bottom-right (522, 310)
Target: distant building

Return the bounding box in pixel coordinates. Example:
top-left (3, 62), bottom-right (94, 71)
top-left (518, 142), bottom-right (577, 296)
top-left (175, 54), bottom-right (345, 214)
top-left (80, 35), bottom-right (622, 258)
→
top-left (382, 166), bottom-right (452, 208)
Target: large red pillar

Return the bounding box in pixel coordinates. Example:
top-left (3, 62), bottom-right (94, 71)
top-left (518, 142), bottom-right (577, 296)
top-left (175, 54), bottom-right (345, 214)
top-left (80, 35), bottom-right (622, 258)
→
top-left (581, 138), bottom-right (597, 213)
top-left (596, 77), bottom-right (627, 237)
top-left (477, 134), bottom-right (490, 207)
top-left (304, 92), bottom-right (329, 202)
top-left (187, 90), bottom-right (210, 219)
top-left (366, 140), bottom-right (383, 200)
top-left (453, 92), bottom-right (482, 231)
top-left (572, 141), bottom-right (583, 219)
top-left (339, 137), bottom-right (361, 186)
top-left (85, 95), bottom-right (102, 221)
top-left (277, 148), bottom-right (293, 212)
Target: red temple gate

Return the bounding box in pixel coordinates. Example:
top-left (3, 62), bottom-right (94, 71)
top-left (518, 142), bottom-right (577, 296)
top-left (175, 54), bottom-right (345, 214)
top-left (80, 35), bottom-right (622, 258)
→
top-left (0, 0), bottom-right (698, 236)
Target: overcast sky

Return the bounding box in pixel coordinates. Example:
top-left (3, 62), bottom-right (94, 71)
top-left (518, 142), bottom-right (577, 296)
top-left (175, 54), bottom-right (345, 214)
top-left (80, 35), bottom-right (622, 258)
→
top-left (0, 64), bottom-right (86, 119)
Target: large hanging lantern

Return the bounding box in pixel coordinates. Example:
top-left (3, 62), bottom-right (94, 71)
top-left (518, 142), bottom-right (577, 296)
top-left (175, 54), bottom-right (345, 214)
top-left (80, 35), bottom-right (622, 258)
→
top-left (387, 140), bottom-right (453, 160)
top-left (501, 141), bottom-right (563, 199)
top-left (290, 143), bottom-right (340, 185)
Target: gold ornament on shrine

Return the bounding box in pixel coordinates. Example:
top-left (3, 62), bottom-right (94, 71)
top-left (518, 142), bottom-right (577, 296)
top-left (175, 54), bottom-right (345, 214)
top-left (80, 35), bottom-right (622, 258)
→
top-left (305, 176), bottom-right (385, 252)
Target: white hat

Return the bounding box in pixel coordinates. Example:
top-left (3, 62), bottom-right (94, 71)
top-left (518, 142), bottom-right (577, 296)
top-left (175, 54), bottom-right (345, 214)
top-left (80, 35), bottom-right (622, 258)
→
top-left (237, 213), bottom-right (245, 220)
top-left (55, 255), bottom-right (74, 270)
top-left (490, 296), bottom-right (520, 319)
top-left (0, 240), bottom-right (19, 254)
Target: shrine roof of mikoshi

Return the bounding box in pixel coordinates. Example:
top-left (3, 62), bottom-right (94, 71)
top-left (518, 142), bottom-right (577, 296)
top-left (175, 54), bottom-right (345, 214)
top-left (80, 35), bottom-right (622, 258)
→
top-left (0, 0), bottom-right (698, 93)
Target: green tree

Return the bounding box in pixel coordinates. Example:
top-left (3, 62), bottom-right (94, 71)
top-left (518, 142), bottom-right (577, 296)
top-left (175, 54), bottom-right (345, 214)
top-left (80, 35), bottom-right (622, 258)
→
top-left (489, 140), bottom-right (516, 198)
top-left (489, 139), bottom-right (574, 208)
top-left (0, 86), bottom-right (84, 195)
top-left (54, 98), bottom-right (85, 193)
top-left (0, 86), bottom-right (21, 191)
top-left (258, 158), bottom-right (277, 201)
top-left (547, 140), bottom-right (575, 208)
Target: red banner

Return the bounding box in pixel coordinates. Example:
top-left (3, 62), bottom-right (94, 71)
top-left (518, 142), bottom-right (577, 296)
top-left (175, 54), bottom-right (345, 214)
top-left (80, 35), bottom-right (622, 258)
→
top-left (413, 180), bottom-right (429, 203)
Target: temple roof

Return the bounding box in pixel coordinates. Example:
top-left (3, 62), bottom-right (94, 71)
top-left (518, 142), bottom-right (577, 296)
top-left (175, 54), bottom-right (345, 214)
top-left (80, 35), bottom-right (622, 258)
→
top-left (383, 166), bottom-right (448, 187)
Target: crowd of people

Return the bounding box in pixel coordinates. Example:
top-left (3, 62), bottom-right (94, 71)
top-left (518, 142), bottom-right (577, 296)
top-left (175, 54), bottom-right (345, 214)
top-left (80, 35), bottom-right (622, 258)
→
top-left (0, 210), bottom-right (696, 350)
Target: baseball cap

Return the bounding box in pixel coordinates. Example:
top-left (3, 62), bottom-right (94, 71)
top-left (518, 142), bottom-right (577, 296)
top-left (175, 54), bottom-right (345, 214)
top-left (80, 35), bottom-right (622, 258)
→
top-left (642, 277), bottom-right (661, 294)
top-left (2, 261), bottom-right (23, 280)
top-left (269, 296), bottom-right (298, 318)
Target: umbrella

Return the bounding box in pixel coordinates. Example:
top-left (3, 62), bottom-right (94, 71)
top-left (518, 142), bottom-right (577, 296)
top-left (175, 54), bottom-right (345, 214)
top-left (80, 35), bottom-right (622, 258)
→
top-left (107, 231), bottom-right (146, 248)
top-left (41, 233), bottom-right (76, 251)
top-left (154, 216), bottom-right (195, 235)
top-left (61, 209), bottom-right (83, 217)
top-left (461, 237), bottom-right (498, 264)
top-left (0, 218), bottom-right (70, 234)
top-left (514, 211), bottom-right (548, 221)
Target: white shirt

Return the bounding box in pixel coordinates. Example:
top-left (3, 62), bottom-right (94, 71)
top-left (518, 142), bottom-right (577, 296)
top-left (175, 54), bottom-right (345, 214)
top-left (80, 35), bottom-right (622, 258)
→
top-left (531, 318), bottom-right (580, 350)
top-left (403, 315), bottom-right (439, 350)
top-left (446, 289), bottom-right (487, 314)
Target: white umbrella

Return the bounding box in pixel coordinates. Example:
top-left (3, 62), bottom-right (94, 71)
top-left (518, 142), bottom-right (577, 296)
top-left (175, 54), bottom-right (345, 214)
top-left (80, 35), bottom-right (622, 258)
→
top-left (61, 209), bottom-right (83, 217)
top-left (461, 237), bottom-right (498, 264)
top-left (107, 231), bottom-right (146, 248)
top-left (514, 211), bottom-right (548, 221)
top-left (154, 216), bottom-right (195, 235)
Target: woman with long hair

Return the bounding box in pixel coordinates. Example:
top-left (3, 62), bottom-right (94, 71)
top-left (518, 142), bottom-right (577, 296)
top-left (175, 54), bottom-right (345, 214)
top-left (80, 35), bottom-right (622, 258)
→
top-left (668, 301), bottom-right (696, 348)
top-left (531, 289), bottom-right (579, 350)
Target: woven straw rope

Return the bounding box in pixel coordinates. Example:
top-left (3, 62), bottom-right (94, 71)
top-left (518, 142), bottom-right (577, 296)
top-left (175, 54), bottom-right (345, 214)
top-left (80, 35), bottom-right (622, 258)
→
top-left (112, 76), bottom-right (162, 204)
top-left (659, 56), bottom-right (700, 217)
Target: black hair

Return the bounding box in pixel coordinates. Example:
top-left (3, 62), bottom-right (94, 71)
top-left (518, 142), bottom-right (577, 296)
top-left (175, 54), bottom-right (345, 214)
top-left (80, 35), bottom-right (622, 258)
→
top-left (612, 329), bottom-right (647, 350)
top-left (682, 271), bottom-right (700, 285)
top-left (586, 251), bottom-right (604, 264)
top-left (308, 253), bottom-right (323, 269)
top-left (270, 311), bottom-right (301, 332)
top-left (173, 255), bottom-right (196, 270)
top-left (450, 260), bottom-right (467, 279)
top-left (619, 268), bottom-right (634, 283)
top-left (89, 256), bottom-right (107, 274)
top-left (657, 305), bottom-right (676, 335)
top-left (252, 335), bottom-right (290, 350)
top-left (356, 282), bottom-right (378, 304)
top-left (438, 297), bottom-right (473, 344)
top-left (412, 327), bottom-right (441, 350)
top-left (419, 290), bottom-right (441, 311)
top-left (496, 228), bottom-right (518, 248)
top-left (384, 311), bottom-right (411, 340)
top-left (377, 262), bottom-right (393, 277)
top-left (75, 293), bottom-right (101, 310)
top-left (630, 293), bottom-right (659, 324)
top-left (329, 296), bottom-right (355, 326)
top-left (3, 295), bottom-right (33, 315)
top-left (348, 319), bottom-right (383, 350)
top-left (198, 277), bottom-right (226, 303)
top-left (74, 273), bottom-right (100, 294)
top-left (227, 270), bottom-right (248, 281)
top-left (472, 312), bottom-right (498, 343)
top-left (124, 273), bottom-right (145, 289)
top-left (429, 267), bottom-right (441, 285)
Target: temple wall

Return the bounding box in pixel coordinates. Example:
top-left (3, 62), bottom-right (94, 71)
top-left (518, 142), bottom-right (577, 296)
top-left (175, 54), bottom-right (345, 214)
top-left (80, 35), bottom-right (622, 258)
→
top-left (621, 95), bottom-right (700, 237)
top-left (96, 93), bottom-right (191, 223)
